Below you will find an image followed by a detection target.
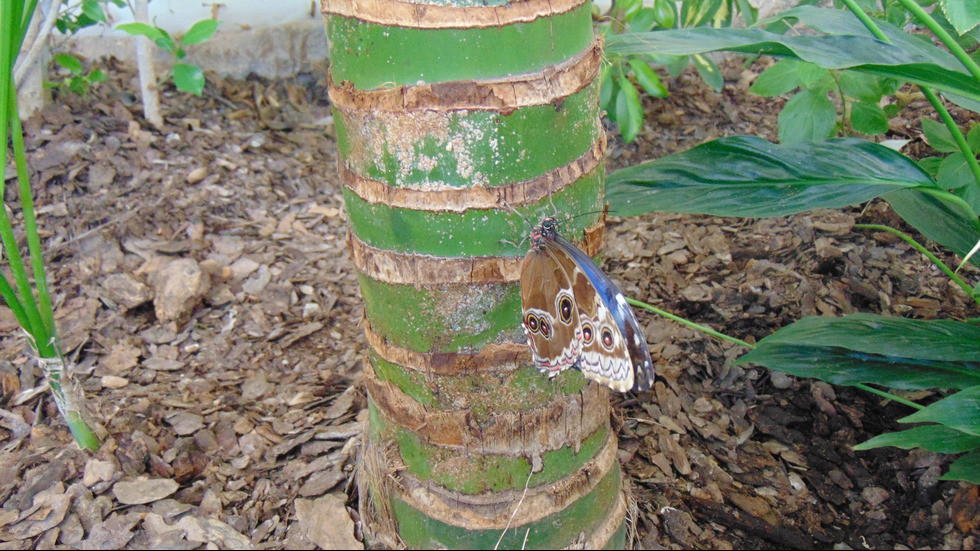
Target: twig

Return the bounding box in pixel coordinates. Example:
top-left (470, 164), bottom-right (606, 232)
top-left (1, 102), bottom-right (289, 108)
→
top-left (14, 0), bottom-right (63, 88)
top-left (494, 469), bottom-right (534, 550)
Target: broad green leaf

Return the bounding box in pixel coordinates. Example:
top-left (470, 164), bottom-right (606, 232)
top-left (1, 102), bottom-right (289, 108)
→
top-left (630, 8), bottom-right (658, 31)
top-left (736, 343), bottom-right (980, 390)
top-left (850, 101), bottom-right (889, 135)
top-left (921, 117), bottom-right (961, 153)
top-left (606, 136), bottom-right (935, 217)
top-left (605, 23), bottom-right (980, 103)
top-left (967, 122), bottom-right (980, 153)
top-left (89, 69), bottom-right (106, 83)
top-left (796, 61), bottom-right (828, 87)
top-left (172, 62), bottom-right (205, 96)
top-left (749, 58), bottom-right (803, 97)
top-left (937, 152), bottom-right (975, 189)
top-left (735, 0), bottom-right (757, 27)
top-left (854, 425), bottom-right (980, 453)
top-left (743, 314), bottom-right (980, 363)
top-left (940, 449), bottom-right (980, 483)
top-left (885, 187), bottom-right (980, 267)
top-left (629, 59), bottom-right (668, 98)
top-left (181, 19), bottom-right (220, 46)
top-left (653, 0), bottom-right (676, 28)
top-left (901, 386), bottom-right (980, 435)
top-left (953, 179), bottom-right (980, 215)
top-left (777, 89), bottom-right (836, 143)
top-left (80, 0), bottom-right (106, 23)
top-left (53, 53), bottom-right (83, 74)
top-left (615, 79), bottom-right (643, 143)
top-left (691, 54), bottom-right (722, 92)
top-left (840, 71), bottom-right (883, 103)
top-left (600, 63), bottom-right (616, 112)
top-left (116, 22), bottom-right (168, 43)
top-left (942, 0), bottom-right (980, 35)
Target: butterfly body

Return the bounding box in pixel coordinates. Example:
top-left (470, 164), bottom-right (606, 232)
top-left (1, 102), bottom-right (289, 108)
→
top-left (520, 217), bottom-right (654, 392)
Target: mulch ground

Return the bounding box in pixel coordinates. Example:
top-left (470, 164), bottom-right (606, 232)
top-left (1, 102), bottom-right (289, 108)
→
top-left (1, 55), bottom-right (979, 549)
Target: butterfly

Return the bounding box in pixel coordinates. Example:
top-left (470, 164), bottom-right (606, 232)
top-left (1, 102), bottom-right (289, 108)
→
top-left (520, 216), bottom-right (654, 392)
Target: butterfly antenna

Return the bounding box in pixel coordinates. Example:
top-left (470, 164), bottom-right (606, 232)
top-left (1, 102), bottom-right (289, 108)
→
top-left (499, 200), bottom-right (532, 249)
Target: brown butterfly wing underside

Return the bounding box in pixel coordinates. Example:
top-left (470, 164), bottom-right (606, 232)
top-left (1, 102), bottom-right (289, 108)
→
top-left (520, 218), bottom-right (654, 393)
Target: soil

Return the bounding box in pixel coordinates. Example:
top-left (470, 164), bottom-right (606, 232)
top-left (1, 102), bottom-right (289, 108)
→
top-left (1, 55), bottom-right (979, 550)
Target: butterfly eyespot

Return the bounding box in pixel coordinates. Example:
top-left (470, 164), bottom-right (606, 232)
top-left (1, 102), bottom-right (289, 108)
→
top-left (582, 323), bottom-right (594, 344)
top-left (558, 296), bottom-right (573, 324)
top-left (600, 328), bottom-right (615, 350)
top-left (540, 319), bottom-right (552, 338)
top-left (525, 314), bottom-right (539, 332)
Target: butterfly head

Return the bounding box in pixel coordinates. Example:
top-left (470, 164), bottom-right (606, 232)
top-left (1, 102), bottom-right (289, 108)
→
top-left (529, 217), bottom-right (560, 251)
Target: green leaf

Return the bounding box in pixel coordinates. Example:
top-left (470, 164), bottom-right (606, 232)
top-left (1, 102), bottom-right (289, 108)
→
top-left (885, 187), bottom-right (980, 267)
top-left (180, 19), bottom-right (220, 46)
top-left (921, 117), bottom-right (961, 153)
top-left (691, 54), bottom-right (723, 92)
top-left (88, 69), bottom-right (106, 83)
top-left (839, 71), bottom-right (884, 102)
top-left (605, 20), bottom-right (980, 103)
top-left (796, 61), bottom-right (829, 87)
top-left (600, 63), bottom-right (617, 112)
top-left (116, 22), bottom-right (168, 43)
top-left (735, 0), bottom-right (757, 27)
top-left (967, 122), bottom-right (980, 153)
top-left (942, 0), bottom-right (980, 35)
top-left (850, 101), bottom-right (889, 135)
top-left (630, 8), bottom-right (658, 31)
top-left (606, 136), bottom-right (935, 217)
top-left (854, 425), bottom-right (980, 453)
top-left (735, 315), bottom-right (980, 390)
top-left (777, 89), bottom-right (837, 143)
top-left (937, 152), bottom-right (975, 189)
top-left (749, 58), bottom-right (802, 97)
top-left (940, 449), bottom-right (980, 484)
top-left (901, 386), bottom-right (980, 435)
top-left (80, 0), bottom-right (106, 23)
top-left (615, 79), bottom-right (644, 143)
top-left (53, 53), bottom-right (83, 74)
top-left (629, 59), bottom-right (669, 98)
top-left (653, 0), bottom-right (676, 28)
top-left (172, 62), bottom-right (205, 96)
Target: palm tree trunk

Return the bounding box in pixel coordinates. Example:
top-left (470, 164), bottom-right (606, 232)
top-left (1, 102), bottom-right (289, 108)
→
top-left (321, 0), bottom-right (628, 547)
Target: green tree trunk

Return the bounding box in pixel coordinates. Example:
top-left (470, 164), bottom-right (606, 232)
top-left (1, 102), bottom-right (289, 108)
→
top-left (320, 1), bottom-right (628, 547)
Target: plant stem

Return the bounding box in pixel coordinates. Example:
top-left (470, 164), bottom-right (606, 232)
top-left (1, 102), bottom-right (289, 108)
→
top-left (9, 86), bottom-right (56, 343)
top-left (626, 297), bottom-right (755, 349)
top-left (919, 86), bottom-right (980, 195)
top-left (854, 383), bottom-right (924, 410)
top-left (855, 223), bottom-right (978, 303)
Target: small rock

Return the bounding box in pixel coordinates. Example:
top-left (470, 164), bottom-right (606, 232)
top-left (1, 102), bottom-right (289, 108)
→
top-left (101, 375), bottom-right (129, 388)
top-left (241, 264), bottom-right (271, 295)
top-left (229, 257), bottom-right (260, 280)
top-left (293, 495), bottom-right (362, 550)
top-left (770, 371), bottom-right (795, 389)
top-left (152, 258), bottom-right (210, 323)
top-left (862, 486), bottom-right (890, 508)
top-left (186, 167), bottom-right (208, 184)
top-left (82, 459), bottom-right (117, 487)
top-left (112, 478), bottom-right (179, 505)
top-left (166, 411), bottom-right (204, 436)
top-left (103, 273), bottom-right (153, 310)
top-left (99, 342), bottom-right (141, 374)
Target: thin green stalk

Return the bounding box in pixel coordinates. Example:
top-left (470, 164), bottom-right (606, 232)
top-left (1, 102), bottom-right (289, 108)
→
top-left (920, 86), bottom-right (980, 194)
top-left (9, 85), bottom-right (56, 342)
top-left (855, 223), bottom-right (978, 303)
top-left (0, 274), bottom-right (30, 329)
top-left (838, 0), bottom-right (888, 41)
top-left (853, 383), bottom-right (924, 410)
top-left (626, 296), bottom-right (755, 349)
top-left (894, 0), bottom-right (980, 85)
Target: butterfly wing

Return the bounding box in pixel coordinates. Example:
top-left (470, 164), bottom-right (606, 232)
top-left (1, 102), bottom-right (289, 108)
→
top-left (550, 232), bottom-right (654, 392)
top-left (520, 245), bottom-right (583, 376)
